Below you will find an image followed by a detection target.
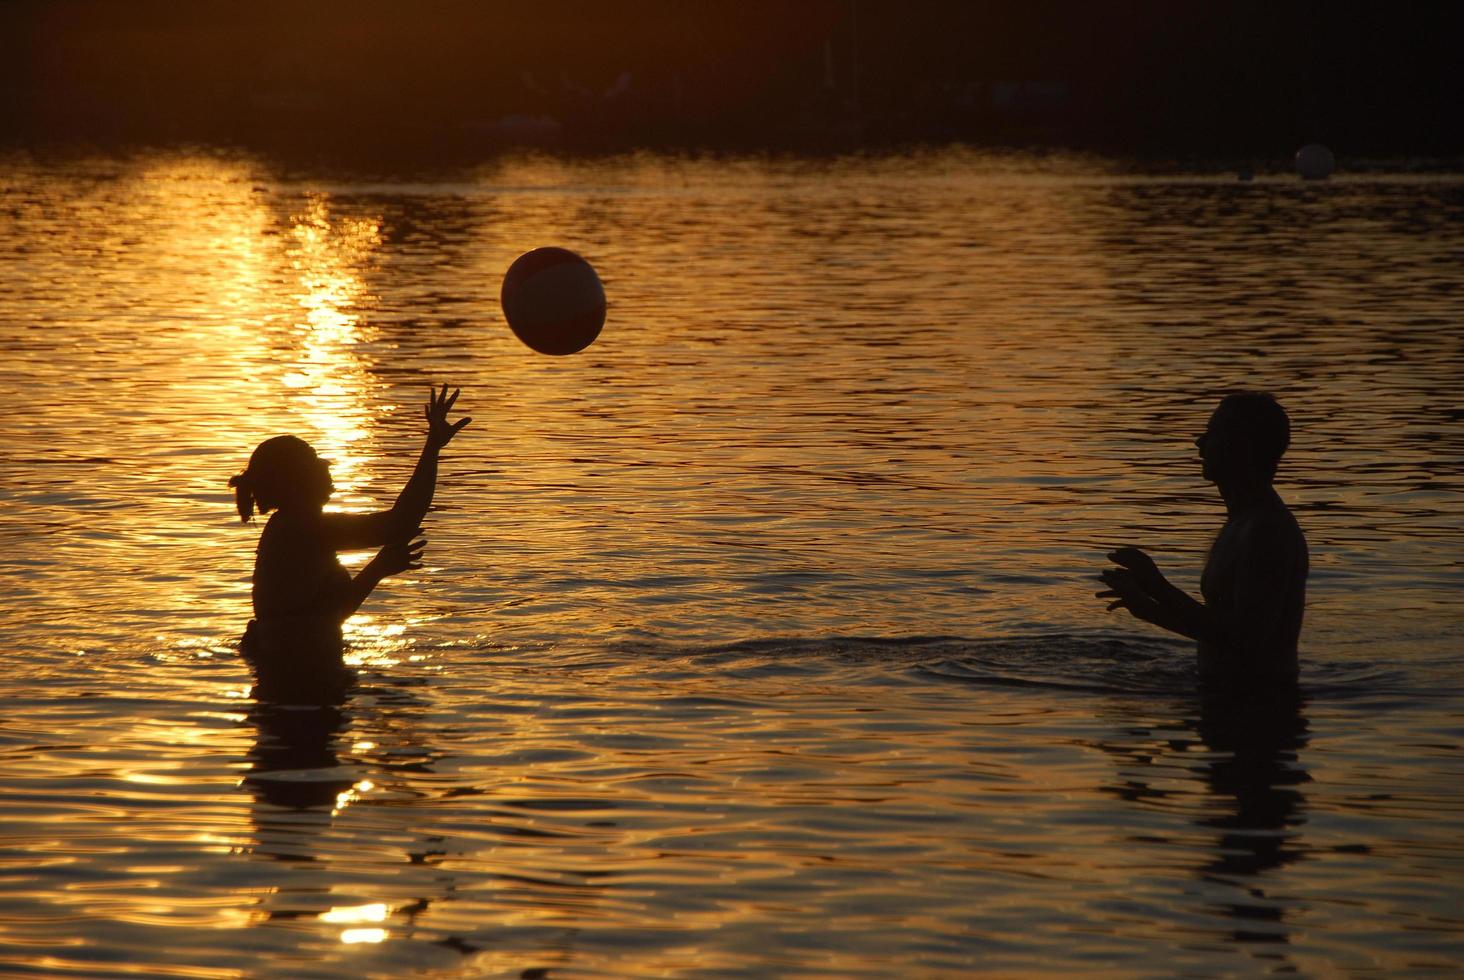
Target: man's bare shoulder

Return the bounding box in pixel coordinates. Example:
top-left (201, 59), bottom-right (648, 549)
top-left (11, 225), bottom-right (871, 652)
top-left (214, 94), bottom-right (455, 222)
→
top-left (1236, 499), bottom-right (1304, 537)
top-left (1226, 500), bottom-right (1308, 574)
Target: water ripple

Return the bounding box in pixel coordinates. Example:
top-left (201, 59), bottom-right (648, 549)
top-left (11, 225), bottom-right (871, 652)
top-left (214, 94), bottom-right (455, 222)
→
top-left (1, 150), bottom-right (1461, 976)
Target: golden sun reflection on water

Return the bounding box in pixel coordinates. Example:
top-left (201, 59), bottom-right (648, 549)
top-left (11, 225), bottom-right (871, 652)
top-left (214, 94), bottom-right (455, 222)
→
top-left (320, 902), bottom-right (389, 924)
top-left (283, 194), bottom-right (382, 502)
top-left (0, 154), bottom-right (425, 658)
top-left (332, 779), bottom-right (375, 817)
top-left (2, 151), bottom-right (1462, 977)
top-left (108, 162), bottom-right (423, 652)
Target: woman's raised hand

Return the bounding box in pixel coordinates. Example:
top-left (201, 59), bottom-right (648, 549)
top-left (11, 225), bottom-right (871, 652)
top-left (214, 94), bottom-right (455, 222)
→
top-left (425, 383), bottom-right (472, 451)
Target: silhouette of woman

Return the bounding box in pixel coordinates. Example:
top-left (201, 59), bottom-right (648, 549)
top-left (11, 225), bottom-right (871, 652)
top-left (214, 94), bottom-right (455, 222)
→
top-left (230, 384), bottom-right (470, 699)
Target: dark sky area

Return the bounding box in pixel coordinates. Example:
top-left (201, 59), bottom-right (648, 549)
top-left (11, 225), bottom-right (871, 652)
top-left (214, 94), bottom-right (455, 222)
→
top-left (2, 1), bottom-right (1459, 161)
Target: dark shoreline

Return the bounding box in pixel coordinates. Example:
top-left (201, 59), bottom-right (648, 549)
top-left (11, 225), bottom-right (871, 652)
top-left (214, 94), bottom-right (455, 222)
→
top-left (5, 1), bottom-right (1461, 172)
top-left (5, 139), bottom-right (1463, 185)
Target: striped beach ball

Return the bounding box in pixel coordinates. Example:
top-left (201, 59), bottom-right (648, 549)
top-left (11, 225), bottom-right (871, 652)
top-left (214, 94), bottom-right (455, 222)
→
top-left (500, 247), bottom-right (606, 355)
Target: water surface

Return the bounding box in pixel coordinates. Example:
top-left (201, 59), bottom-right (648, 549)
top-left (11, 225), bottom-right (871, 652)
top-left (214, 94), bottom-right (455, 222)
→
top-left (1, 150), bottom-right (1461, 976)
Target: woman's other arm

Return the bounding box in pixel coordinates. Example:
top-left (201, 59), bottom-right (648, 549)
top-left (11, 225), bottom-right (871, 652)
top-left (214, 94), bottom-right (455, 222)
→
top-left (333, 535), bottom-right (427, 621)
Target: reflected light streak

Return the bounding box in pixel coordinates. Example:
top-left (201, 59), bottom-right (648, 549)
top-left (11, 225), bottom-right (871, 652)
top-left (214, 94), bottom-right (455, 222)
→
top-left (340, 928), bottom-right (389, 944)
top-left (28, 155), bottom-right (403, 660)
top-left (342, 616), bottom-right (411, 665)
top-left (321, 902), bottom-right (389, 924)
top-left (284, 194), bottom-right (383, 503)
top-left (80, 155), bottom-right (288, 660)
top-left (332, 778), bottom-right (376, 816)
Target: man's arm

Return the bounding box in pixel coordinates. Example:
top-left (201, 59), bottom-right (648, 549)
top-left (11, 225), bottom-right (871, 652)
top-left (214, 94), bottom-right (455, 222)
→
top-left (1098, 547), bottom-right (1218, 642)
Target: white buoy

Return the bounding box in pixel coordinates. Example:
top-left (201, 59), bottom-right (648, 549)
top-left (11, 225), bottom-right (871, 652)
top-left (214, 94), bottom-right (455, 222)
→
top-left (1295, 143), bottom-right (1335, 180)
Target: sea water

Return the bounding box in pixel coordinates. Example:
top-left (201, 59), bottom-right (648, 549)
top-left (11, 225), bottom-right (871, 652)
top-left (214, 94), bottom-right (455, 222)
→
top-left (0, 150), bottom-right (1461, 976)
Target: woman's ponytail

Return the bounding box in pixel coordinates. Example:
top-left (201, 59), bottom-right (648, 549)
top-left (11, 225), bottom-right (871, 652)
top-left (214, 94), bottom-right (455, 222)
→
top-left (228, 471), bottom-right (256, 523)
top-left (232, 435), bottom-right (314, 522)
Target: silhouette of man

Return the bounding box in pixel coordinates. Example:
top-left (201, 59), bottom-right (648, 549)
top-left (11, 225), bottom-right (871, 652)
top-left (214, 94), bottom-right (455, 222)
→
top-left (1099, 393), bottom-right (1308, 683)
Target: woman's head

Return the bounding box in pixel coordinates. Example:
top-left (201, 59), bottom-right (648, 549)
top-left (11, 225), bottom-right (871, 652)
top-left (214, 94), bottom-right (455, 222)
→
top-left (228, 435), bottom-right (333, 522)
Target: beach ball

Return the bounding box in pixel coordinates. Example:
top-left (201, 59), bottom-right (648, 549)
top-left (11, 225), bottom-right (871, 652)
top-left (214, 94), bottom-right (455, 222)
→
top-left (500, 247), bottom-right (606, 355)
top-left (1295, 143), bottom-right (1335, 180)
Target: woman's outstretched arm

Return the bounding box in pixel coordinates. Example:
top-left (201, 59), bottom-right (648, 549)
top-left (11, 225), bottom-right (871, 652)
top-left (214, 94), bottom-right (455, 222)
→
top-left (324, 384), bottom-right (471, 549)
top-left (377, 384), bottom-right (472, 540)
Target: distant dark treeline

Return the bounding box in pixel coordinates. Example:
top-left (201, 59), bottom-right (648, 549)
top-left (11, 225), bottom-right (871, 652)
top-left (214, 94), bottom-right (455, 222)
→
top-left (2, 0), bottom-right (1459, 160)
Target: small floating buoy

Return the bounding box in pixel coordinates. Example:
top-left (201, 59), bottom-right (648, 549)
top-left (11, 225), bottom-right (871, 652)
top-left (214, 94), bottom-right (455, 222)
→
top-left (1295, 143), bottom-right (1335, 180)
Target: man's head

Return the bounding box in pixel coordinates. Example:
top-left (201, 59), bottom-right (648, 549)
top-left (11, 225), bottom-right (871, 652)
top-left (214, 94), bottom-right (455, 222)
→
top-left (1196, 392), bottom-right (1290, 485)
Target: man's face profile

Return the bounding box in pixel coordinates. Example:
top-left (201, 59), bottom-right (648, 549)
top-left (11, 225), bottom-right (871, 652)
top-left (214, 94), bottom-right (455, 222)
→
top-left (1196, 404), bottom-right (1237, 485)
